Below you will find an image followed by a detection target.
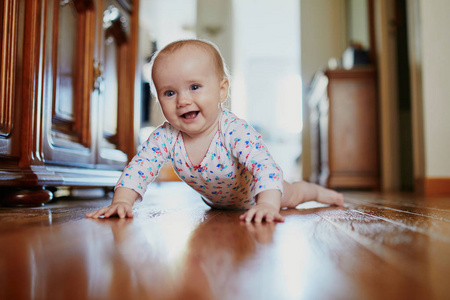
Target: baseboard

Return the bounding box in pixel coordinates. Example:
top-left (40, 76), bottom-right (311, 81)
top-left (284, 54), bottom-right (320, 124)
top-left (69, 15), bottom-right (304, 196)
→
top-left (416, 177), bottom-right (450, 196)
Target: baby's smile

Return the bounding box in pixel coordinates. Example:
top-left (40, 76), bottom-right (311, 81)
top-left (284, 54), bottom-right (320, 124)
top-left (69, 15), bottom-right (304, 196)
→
top-left (181, 110), bottom-right (200, 120)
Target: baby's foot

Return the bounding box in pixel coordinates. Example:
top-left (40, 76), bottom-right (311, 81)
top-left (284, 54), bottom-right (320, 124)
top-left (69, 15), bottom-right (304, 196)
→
top-left (316, 185), bottom-right (344, 206)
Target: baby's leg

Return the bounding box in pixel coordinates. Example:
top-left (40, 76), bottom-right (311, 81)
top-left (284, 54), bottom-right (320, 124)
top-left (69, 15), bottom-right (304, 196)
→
top-left (280, 181), bottom-right (344, 209)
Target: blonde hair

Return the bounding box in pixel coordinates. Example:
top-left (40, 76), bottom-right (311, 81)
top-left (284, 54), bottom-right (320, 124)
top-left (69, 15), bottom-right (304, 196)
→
top-left (148, 39), bottom-right (231, 100)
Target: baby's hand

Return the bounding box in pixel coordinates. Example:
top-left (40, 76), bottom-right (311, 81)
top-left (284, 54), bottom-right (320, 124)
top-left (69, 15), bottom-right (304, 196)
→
top-left (85, 201), bottom-right (134, 219)
top-left (239, 203), bottom-right (285, 223)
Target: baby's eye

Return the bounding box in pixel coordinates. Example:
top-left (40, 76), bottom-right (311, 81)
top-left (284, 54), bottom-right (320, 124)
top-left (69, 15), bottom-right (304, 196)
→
top-left (190, 84), bottom-right (200, 91)
top-left (164, 90), bottom-right (175, 97)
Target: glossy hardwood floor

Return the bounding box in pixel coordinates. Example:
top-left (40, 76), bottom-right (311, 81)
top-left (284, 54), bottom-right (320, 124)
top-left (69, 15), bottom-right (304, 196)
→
top-left (1, 182), bottom-right (450, 300)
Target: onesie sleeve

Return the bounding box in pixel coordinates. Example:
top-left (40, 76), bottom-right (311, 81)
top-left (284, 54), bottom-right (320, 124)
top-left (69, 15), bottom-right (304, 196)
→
top-left (115, 122), bottom-right (177, 201)
top-left (222, 111), bottom-right (284, 196)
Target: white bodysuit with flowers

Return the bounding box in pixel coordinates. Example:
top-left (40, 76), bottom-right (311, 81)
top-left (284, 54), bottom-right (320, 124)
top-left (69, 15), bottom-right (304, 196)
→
top-left (116, 109), bottom-right (283, 209)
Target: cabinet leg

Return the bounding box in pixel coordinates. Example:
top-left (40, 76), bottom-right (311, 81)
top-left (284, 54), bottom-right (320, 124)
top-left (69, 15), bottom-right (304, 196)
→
top-left (0, 187), bottom-right (53, 207)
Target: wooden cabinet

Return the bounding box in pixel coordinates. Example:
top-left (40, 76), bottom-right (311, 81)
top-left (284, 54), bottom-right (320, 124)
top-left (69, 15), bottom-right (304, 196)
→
top-left (309, 67), bottom-right (380, 189)
top-left (0, 0), bottom-right (140, 205)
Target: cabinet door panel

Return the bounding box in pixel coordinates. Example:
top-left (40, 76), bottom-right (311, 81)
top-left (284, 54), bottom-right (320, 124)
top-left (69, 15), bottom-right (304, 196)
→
top-left (43, 0), bottom-right (96, 165)
top-left (103, 34), bottom-right (119, 141)
top-left (325, 68), bottom-right (379, 189)
top-left (54, 1), bottom-right (78, 124)
top-left (96, 0), bottom-right (131, 167)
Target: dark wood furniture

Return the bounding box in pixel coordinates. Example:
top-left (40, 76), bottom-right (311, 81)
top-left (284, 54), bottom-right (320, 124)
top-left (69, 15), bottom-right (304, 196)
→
top-left (309, 67), bottom-right (379, 189)
top-left (0, 0), bottom-right (140, 205)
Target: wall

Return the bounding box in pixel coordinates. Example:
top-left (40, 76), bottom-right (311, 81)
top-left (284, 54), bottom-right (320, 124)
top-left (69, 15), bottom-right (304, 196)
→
top-left (419, 0), bottom-right (450, 179)
top-left (196, 0), bottom-right (234, 72)
top-left (139, 0), bottom-right (197, 46)
top-left (300, 0), bottom-right (347, 180)
top-left (347, 0), bottom-right (369, 48)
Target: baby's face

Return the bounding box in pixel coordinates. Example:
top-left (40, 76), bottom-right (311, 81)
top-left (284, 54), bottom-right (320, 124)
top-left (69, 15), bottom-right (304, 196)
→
top-left (153, 46), bottom-right (228, 139)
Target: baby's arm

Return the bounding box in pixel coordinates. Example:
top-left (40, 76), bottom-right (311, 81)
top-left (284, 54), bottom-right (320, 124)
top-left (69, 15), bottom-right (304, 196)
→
top-left (239, 189), bottom-right (285, 223)
top-left (85, 123), bottom-right (176, 219)
top-left (85, 187), bottom-right (139, 219)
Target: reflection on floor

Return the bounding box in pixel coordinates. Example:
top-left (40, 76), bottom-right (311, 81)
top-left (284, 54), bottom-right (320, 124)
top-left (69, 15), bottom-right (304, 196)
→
top-left (1, 182), bottom-right (449, 300)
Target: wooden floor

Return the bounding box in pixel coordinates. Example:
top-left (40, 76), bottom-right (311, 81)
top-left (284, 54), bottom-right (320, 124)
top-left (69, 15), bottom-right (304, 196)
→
top-left (1, 182), bottom-right (450, 300)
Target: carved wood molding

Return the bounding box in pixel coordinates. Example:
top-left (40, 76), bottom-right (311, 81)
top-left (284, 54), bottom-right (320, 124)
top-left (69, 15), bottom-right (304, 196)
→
top-left (0, 0), bottom-right (18, 137)
top-left (19, 0), bottom-right (48, 167)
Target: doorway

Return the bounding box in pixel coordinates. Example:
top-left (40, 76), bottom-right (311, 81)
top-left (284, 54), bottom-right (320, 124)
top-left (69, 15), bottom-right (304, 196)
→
top-left (232, 0), bottom-right (303, 181)
top-left (395, 0), bottom-right (414, 191)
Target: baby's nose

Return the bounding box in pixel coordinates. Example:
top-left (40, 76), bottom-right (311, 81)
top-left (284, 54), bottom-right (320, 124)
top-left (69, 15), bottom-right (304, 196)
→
top-left (177, 92), bottom-right (192, 107)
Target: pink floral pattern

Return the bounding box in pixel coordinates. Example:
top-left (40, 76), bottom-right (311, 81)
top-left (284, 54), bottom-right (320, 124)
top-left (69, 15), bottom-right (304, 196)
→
top-left (116, 109), bottom-right (283, 209)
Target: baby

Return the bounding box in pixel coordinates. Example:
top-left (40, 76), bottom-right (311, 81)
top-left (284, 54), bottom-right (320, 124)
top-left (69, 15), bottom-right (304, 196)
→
top-left (86, 39), bottom-right (344, 222)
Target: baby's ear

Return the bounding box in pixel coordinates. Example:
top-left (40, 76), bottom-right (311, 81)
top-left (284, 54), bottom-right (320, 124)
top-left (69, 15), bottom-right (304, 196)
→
top-left (219, 78), bottom-right (229, 103)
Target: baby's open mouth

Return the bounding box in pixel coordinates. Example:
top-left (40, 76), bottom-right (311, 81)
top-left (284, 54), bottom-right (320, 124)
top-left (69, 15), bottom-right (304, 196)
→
top-left (181, 111), bottom-right (199, 119)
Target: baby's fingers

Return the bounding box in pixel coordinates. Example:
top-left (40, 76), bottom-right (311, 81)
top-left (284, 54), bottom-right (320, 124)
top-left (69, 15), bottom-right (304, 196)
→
top-left (241, 209), bottom-right (257, 223)
top-left (115, 205), bottom-right (126, 218)
top-left (86, 207), bottom-right (108, 219)
top-left (240, 209), bottom-right (285, 223)
top-left (273, 213), bottom-right (285, 223)
top-left (255, 211), bottom-right (281, 223)
top-left (265, 213), bottom-right (274, 223)
top-left (116, 205), bottom-right (133, 219)
top-left (126, 209), bottom-right (134, 218)
top-left (103, 206), bottom-right (120, 218)
top-left (254, 210), bottom-right (267, 223)
top-left (106, 204), bottom-right (133, 219)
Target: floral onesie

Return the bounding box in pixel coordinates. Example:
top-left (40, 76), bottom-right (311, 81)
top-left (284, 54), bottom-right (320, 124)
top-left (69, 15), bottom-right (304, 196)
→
top-left (116, 109), bottom-right (284, 210)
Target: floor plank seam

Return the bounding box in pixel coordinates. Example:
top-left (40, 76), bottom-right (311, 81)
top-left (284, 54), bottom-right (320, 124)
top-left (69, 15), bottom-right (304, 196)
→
top-left (345, 197), bottom-right (450, 223)
top-left (349, 209), bottom-right (450, 244)
top-left (345, 196), bottom-right (450, 214)
top-left (317, 211), bottom-right (433, 283)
